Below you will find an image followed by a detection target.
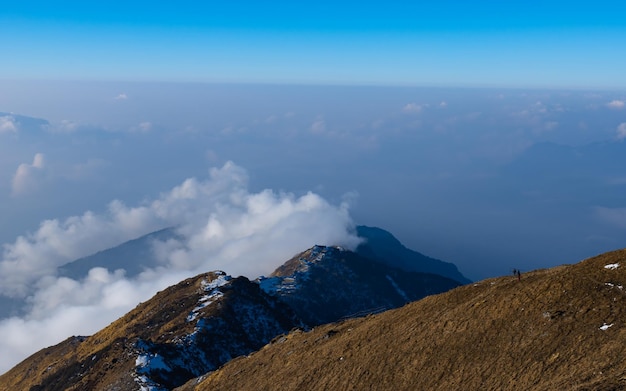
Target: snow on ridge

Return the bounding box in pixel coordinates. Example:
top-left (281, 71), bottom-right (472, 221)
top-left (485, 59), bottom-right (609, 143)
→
top-left (386, 275), bottom-right (409, 302)
top-left (133, 341), bottom-right (171, 391)
top-left (187, 272), bottom-right (232, 322)
top-left (258, 245), bottom-right (346, 296)
top-left (202, 271), bottom-right (231, 290)
top-left (600, 323), bottom-right (614, 331)
top-left (604, 263), bottom-right (620, 270)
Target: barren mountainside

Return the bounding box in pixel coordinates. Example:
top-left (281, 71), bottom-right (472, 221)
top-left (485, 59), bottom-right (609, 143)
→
top-left (0, 272), bottom-right (301, 391)
top-left (0, 237), bottom-right (464, 390)
top-left (184, 249), bottom-right (626, 391)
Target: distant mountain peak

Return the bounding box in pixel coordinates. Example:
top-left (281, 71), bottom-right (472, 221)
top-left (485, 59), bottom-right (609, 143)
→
top-left (355, 225), bottom-right (471, 284)
top-left (258, 244), bottom-right (461, 326)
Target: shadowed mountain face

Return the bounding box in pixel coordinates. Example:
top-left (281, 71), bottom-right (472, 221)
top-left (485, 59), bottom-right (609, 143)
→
top-left (185, 249), bottom-right (626, 391)
top-left (356, 225), bottom-right (471, 284)
top-left (259, 245), bottom-right (462, 326)
top-left (58, 228), bottom-right (177, 280)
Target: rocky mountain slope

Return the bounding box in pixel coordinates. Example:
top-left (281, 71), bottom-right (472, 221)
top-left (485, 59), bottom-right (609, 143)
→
top-left (259, 245), bottom-right (461, 325)
top-left (0, 271), bottom-right (301, 391)
top-left (180, 249), bottom-right (626, 391)
top-left (0, 240), bottom-right (464, 390)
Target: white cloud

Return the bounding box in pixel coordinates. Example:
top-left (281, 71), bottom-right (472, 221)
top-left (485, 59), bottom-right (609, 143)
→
top-left (617, 123), bottom-right (626, 141)
top-left (607, 100), bottom-right (625, 109)
top-left (402, 103), bottom-right (425, 113)
top-left (0, 162), bottom-right (360, 373)
top-left (310, 119), bottom-right (326, 134)
top-left (11, 153), bottom-right (46, 196)
top-left (0, 116), bottom-right (18, 134)
top-left (54, 119), bottom-right (79, 133)
top-left (439, 101), bottom-right (448, 108)
top-left (114, 93), bottom-right (128, 100)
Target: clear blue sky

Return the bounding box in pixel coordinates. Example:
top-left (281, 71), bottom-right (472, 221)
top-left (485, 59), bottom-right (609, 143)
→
top-left (2, 1), bottom-right (626, 88)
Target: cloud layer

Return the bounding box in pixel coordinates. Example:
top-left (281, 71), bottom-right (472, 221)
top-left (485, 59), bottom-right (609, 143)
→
top-left (0, 161), bottom-right (360, 373)
top-left (0, 116), bottom-right (18, 134)
top-left (11, 153), bottom-right (46, 196)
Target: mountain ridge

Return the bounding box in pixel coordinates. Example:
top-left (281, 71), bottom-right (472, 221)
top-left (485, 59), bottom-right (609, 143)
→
top-left (183, 248), bottom-right (626, 391)
top-left (0, 237), bottom-right (465, 390)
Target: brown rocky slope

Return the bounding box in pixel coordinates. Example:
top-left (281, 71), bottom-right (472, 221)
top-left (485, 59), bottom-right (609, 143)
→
top-left (0, 271), bottom-right (301, 391)
top-left (184, 249), bottom-right (626, 391)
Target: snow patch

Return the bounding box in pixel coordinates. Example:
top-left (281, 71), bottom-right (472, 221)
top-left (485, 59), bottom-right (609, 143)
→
top-left (600, 323), bottom-right (614, 331)
top-left (186, 272), bottom-right (232, 322)
top-left (201, 271), bottom-right (231, 290)
top-left (386, 275), bottom-right (409, 302)
top-left (604, 263), bottom-right (620, 270)
top-left (258, 246), bottom-right (342, 296)
top-left (135, 355), bottom-right (149, 367)
top-left (134, 374), bottom-right (168, 391)
top-left (133, 344), bottom-right (171, 391)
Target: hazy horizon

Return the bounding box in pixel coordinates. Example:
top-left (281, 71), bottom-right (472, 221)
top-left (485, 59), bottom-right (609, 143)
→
top-left (2, 0), bottom-right (626, 376)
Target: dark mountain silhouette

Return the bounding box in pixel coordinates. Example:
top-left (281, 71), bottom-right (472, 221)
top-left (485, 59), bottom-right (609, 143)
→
top-left (58, 228), bottom-right (177, 280)
top-left (355, 225), bottom-right (471, 284)
top-left (0, 112), bottom-right (49, 133)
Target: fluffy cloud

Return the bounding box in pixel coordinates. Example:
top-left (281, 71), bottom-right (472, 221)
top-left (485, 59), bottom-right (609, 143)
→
top-left (114, 93), bottom-right (128, 100)
top-left (607, 100), bottom-right (625, 109)
top-left (402, 103), bottom-right (426, 113)
top-left (617, 123), bottom-right (626, 141)
top-left (53, 119), bottom-right (79, 133)
top-left (0, 162), bottom-right (360, 372)
top-left (0, 115), bottom-right (18, 134)
top-left (11, 153), bottom-right (46, 196)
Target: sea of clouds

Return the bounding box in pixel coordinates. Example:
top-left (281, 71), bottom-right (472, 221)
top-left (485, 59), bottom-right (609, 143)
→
top-left (0, 161), bottom-right (361, 373)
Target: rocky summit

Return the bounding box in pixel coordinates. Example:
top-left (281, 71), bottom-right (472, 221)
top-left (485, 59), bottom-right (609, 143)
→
top-left (258, 245), bottom-right (462, 326)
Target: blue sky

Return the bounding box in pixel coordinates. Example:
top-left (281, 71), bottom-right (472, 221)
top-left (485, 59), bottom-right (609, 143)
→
top-left (2, 1), bottom-right (626, 88)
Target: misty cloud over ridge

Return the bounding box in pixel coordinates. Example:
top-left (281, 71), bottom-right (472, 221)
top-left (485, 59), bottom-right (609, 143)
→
top-left (0, 161), bottom-right (360, 373)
